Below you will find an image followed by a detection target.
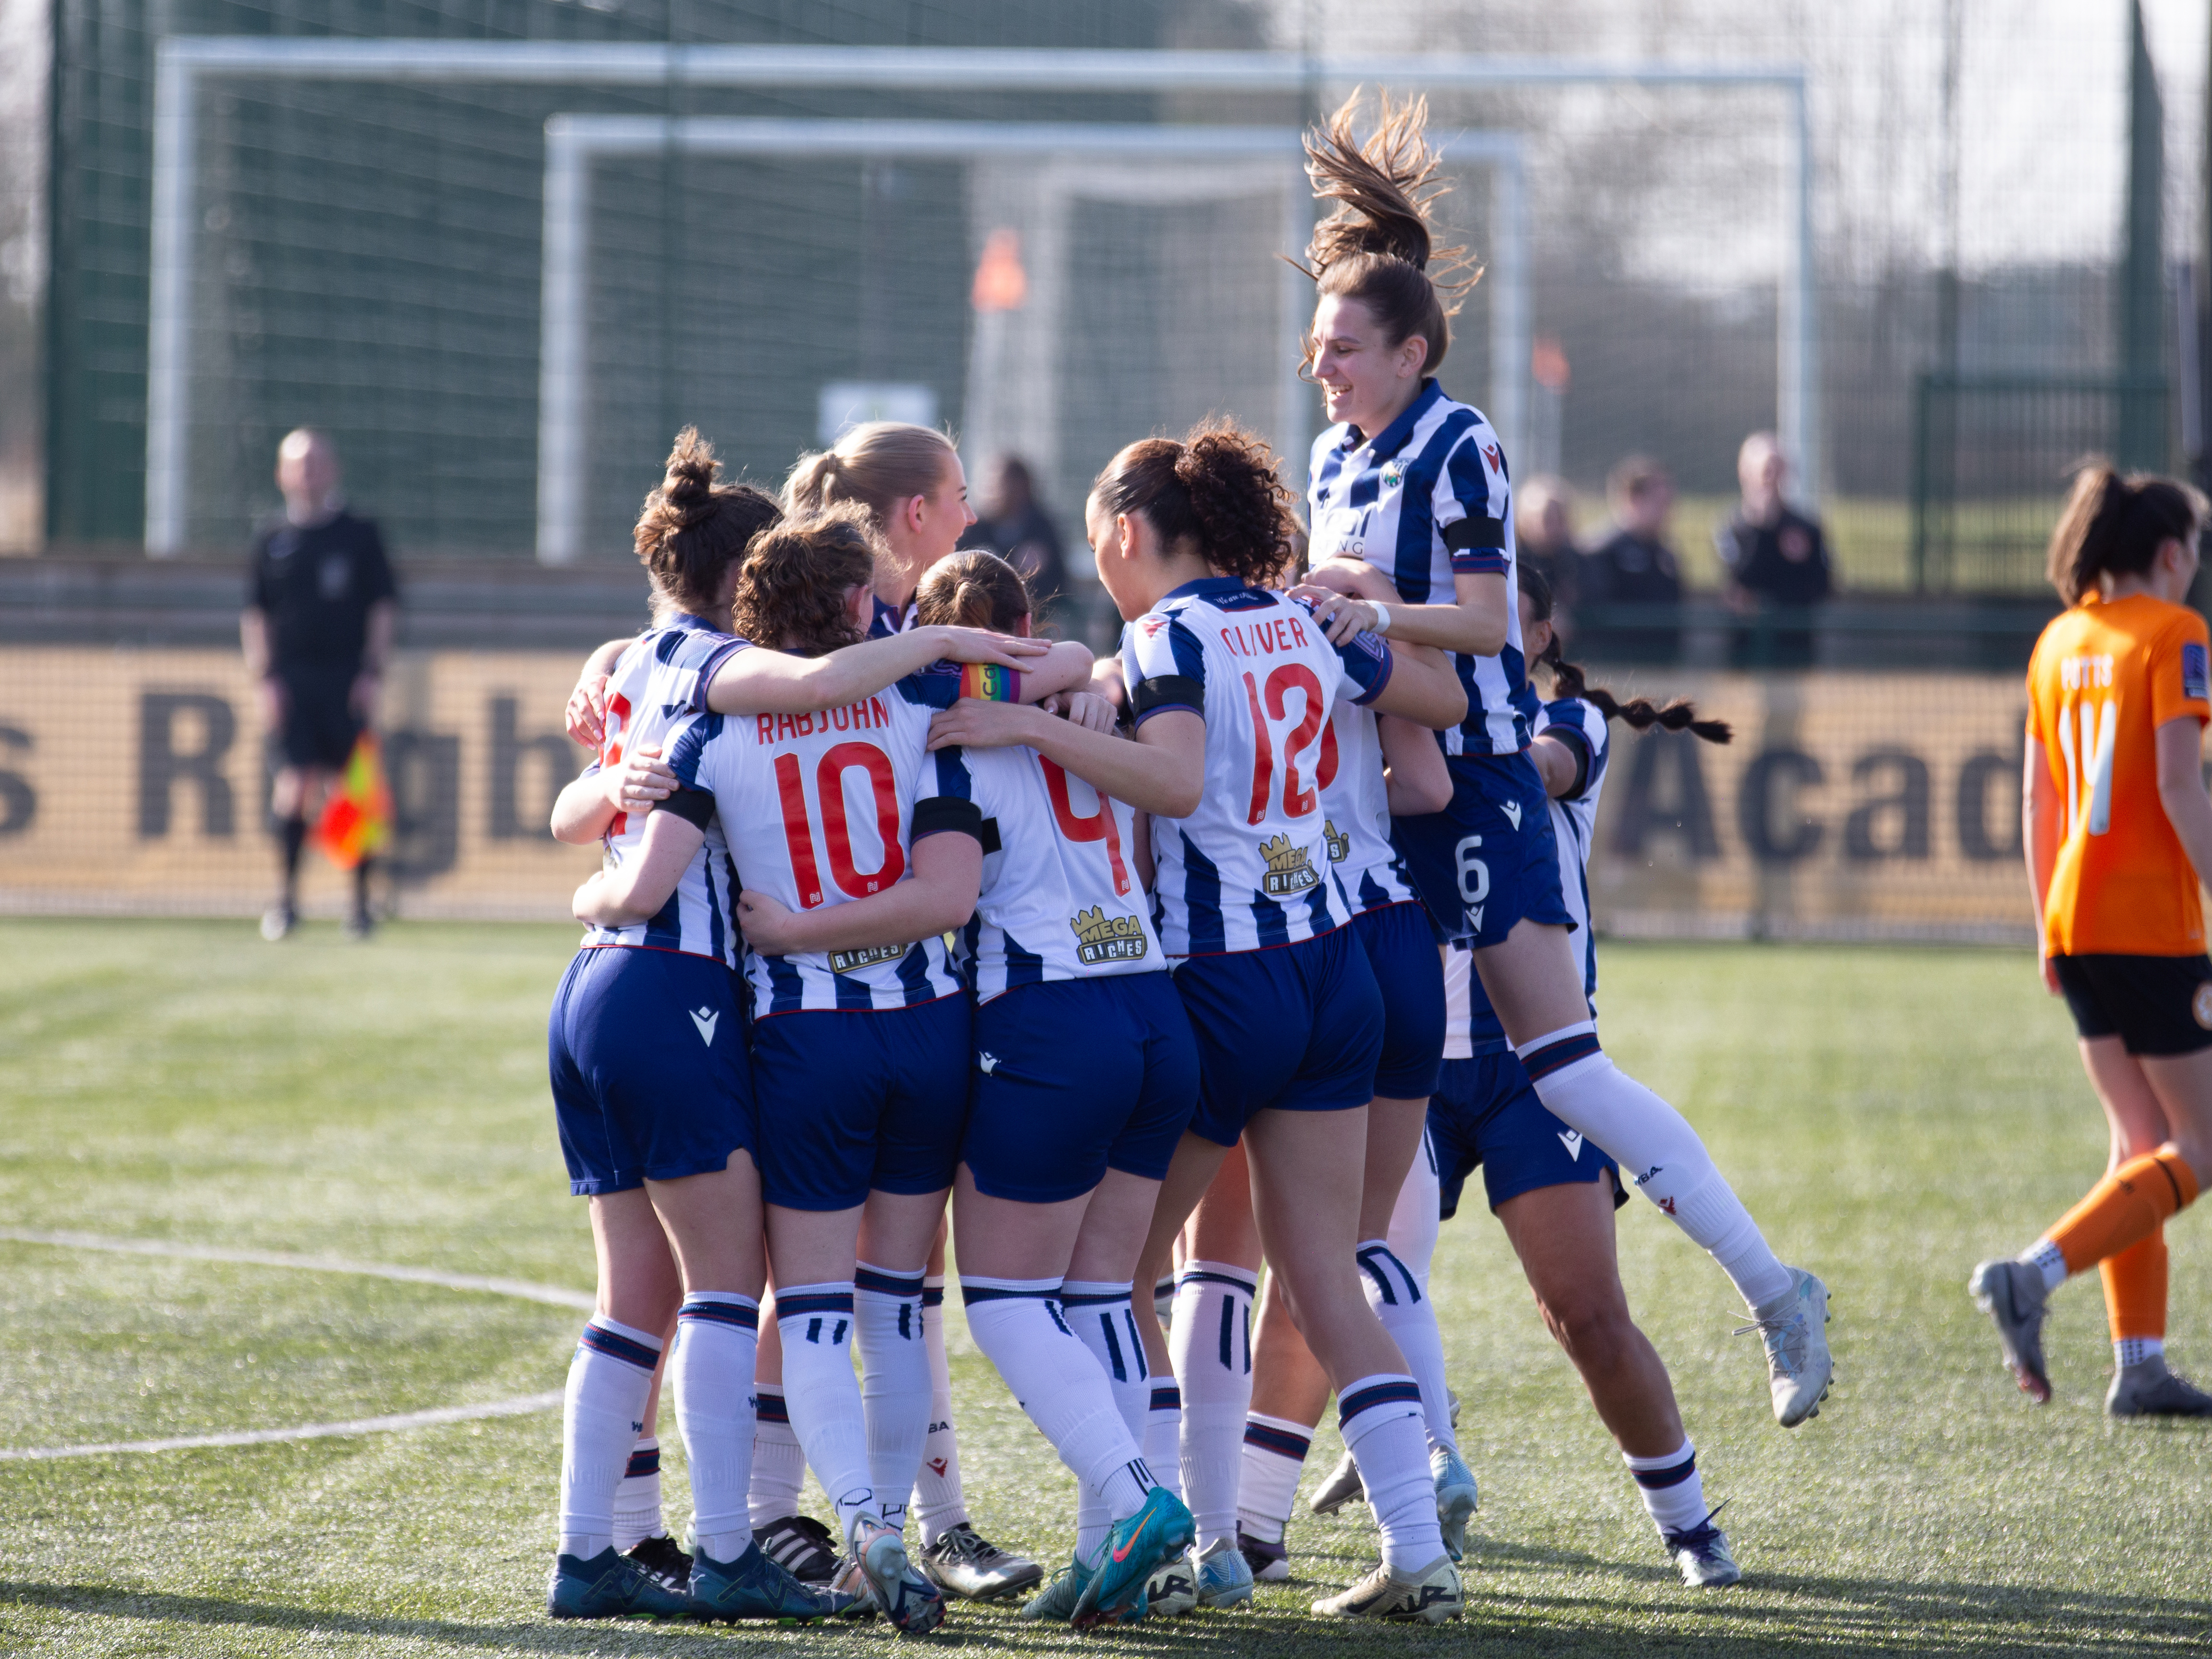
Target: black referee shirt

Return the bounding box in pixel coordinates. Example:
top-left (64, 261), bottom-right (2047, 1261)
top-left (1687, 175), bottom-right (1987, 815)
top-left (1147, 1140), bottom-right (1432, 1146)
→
top-left (1718, 506), bottom-right (1831, 607)
top-left (247, 511), bottom-right (398, 675)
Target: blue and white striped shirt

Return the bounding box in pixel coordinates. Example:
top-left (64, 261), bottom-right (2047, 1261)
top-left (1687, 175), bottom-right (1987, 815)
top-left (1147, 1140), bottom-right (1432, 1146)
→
top-left (1307, 378), bottom-right (1525, 757)
top-left (579, 616), bottom-right (748, 967)
top-left (1319, 698), bottom-right (1420, 915)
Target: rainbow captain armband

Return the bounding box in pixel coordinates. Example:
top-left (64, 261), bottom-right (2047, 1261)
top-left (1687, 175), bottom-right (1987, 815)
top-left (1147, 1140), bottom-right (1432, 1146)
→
top-left (958, 663), bottom-right (1022, 702)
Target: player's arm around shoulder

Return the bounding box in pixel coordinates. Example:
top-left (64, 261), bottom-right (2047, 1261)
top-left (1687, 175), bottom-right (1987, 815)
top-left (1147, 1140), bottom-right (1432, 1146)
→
top-left (735, 810), bottom-right (983, 956)
top-left (1381, 714), bottom-right (1453, 816)
top-left (572, 800), bottom-right (708, 928)
top-left (700, 625), bottom-right (1055, 718)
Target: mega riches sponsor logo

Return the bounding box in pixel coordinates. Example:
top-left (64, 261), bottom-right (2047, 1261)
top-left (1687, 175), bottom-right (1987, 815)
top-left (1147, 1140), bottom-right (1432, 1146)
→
top-left (1259, 833), bottom-right (1319, 896)
top-left (1069, 905), bottom-right (1149, 966)
top-left (829, 943), bottom-right (907, 975)
top-left (1323, 817), bottom-right (1351, 863)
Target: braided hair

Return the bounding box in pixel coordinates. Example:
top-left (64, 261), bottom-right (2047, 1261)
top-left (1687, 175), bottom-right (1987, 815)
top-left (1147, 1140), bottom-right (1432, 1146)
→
top-left (1520, 565), bottom-right (1731, 744)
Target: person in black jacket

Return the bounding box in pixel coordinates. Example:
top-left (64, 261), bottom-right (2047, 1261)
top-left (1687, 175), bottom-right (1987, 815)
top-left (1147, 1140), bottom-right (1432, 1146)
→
top-left (1717, 432), bottom-right (1831, 668)
top-left (1578, 456), bottom-right (1683, 662)
top-left (241, 429), bottom-right (397, 941)
top-left (959, 456), bottom-right (1069, 617)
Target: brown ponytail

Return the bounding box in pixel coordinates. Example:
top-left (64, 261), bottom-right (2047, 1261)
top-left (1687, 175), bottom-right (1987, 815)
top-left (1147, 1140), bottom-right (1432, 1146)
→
top-left (2045, 462), bottom-right (2205, 606)
top-left (729, 509), bottom-right (885, 656)
top-left (914, 550), bottom-right (1033, 634)
top-left (1519, 564), bottom-right (1730, 744)
top-left (632, 428), bottom-right (782, 626)
top-left (1090, 418), bottom-right (1296, 588)
top-left (1293, 90), bottom-right (1476, 375)
top-left (785, 421), bottom-right (960, 526)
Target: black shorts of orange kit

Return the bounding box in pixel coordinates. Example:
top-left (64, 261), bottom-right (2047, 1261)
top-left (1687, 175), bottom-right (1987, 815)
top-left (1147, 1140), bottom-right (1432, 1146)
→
top-left (2050, 953), bottom-right (2212, 1056)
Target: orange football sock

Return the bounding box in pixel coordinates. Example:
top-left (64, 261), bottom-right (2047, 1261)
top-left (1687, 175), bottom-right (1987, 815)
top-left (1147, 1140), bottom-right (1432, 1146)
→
top-left (2100, 1228), bottom-right (2167, 1343)
top-left (2047, 1149), bottom-right (2199, 1276)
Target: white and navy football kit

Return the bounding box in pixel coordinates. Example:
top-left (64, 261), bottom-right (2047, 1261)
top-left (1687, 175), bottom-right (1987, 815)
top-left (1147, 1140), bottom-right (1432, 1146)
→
top-left (1321, 700), bottom-right (1446, 1102)
top-left (1120, 577), bottom-right (1393, 1144)
top-left (663, 665), bottom-right (983, 1210)
top-left (1426, 695), bottom-right (1620, 1217)
top-left (949, 743), bottom-right (1198, 1203)
top-left (548, 615), bottom-right (754, 1197)
top-left (1307, 377), bottom-right (1570, 948)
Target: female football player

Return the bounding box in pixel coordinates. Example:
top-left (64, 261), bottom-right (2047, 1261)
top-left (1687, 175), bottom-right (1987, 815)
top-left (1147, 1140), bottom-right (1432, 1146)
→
top-left (540, 431), bottom-right (845, 1624)
top-left (786, 420), bottom-right (978, 637)
top-left (1287, 89), bottom-right (1830, 1426)
top-left (1242, 567), bottom-right (1746, 1591)
top-left (1972, 465), bottom-right (2212, 1416)
top-left (929, 419), bottom-right (1472, 1623)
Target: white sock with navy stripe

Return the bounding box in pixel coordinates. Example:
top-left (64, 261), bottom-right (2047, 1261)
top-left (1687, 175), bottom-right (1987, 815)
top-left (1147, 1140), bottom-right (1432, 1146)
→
top-left (1355, 1238), bottom-right (1458, 1459)
top-left (854, 1262), bottom-right (931, 1534)
top-left (1516, 1022), bottom-right (1794, 1312)
top-left (961, 1275), bottom-right (1156, 1526)
top-left (909, 1275), bottom-right (968, 1547)
top-left (1624, 1439), bottom-right (1710, 1538)
top-left (612, 1436), bottom-right (666, 1550)
top-left (747, 1387), bottom-right (804, 1527)
top-left (774, 1281), bottom-right (879, 1544)
top-left (1144, 1385), bottom-right (1184, 1502)
top-left (1061, 1279), bottom-right (1151, 1557)
top-left (673, 1292), bottom-right (760, 1565)
top-left (1237, 1412), bottom-right (1313, 1544)
top-left (1169, 1260), bottom-right (1256, 1553)
top-left (559, 1315), bottom-right (662, 1561)
top-left (1339, 1374), bottom-right (1444, 1572)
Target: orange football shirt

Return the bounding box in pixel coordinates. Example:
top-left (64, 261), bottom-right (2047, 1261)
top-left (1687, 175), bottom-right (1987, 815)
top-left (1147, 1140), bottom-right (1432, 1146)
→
top-left (2026, 592), bottom-right (2212, 956)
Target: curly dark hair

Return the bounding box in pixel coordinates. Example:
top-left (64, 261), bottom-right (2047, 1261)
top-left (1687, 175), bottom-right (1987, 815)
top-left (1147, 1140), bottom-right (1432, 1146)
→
top-left (633, 427), bottom-right (782, 626)
top-left (729, 509), bottom-right (885, 656)
top-left (1090, 418), bottom-right (1296, 588)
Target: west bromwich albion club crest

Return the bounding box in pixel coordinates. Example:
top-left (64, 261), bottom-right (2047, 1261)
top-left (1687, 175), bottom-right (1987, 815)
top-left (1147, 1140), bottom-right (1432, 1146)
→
top-left (1381, 459), bottom-right (1405, 489)
top-left (1323, 818), bottom-right (1351, 863)
top-left (1069, 905), bottom-right (1148, 966)
top-left (1259, 833), bottom-right (1319, 896)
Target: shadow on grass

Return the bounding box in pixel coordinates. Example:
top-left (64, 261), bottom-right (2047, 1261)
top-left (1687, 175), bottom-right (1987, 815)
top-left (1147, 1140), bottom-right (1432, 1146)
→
top-left (0, 1574), bottom-right (2205, 1656)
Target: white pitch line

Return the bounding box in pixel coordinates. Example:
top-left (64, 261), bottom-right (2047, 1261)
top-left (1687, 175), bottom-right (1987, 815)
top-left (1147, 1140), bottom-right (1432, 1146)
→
top-left (0, 1392), bottom-right (565, 1461)
top-left (0, 1228), bottom-right (596, 1311)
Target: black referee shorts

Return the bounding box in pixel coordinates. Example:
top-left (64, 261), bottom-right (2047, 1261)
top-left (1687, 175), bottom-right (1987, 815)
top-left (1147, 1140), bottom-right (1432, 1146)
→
top-left (2050, 953), bottom-right (2212, 1056)
top-left (274, 667), bottom-right (361, 770)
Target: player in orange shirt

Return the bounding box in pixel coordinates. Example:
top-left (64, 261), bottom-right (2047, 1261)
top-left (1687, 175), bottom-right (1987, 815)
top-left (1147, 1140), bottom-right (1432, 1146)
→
top-left (1971, 464), bottom-right (2212, 1416)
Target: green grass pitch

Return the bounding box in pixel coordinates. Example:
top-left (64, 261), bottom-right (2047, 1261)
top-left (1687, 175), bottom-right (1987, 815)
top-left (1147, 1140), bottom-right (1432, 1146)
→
top-left (0, 918), bottom-right (2207, 1655)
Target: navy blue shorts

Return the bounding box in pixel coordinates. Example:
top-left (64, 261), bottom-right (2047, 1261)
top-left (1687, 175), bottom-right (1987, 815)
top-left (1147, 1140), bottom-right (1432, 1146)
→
top-left (1392, 752), bottom-right (1573, 947)
top-left (751, 994), bottom-right (970, 1210)
top-left (1173, 926), bottom-right (1386, 1147)
top-left (1351, 901), bottom-right (1446, 1101)
top-left (963, 973), bottom-right (1199, 1203)
top-left (1428, 1050), bottom-right (1624, 1218)
top-left (548, 945), bottom-right (755, 1197)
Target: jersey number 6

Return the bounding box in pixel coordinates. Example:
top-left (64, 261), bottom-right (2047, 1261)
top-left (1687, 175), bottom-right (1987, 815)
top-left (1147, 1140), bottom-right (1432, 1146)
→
top-left (772, 743), bottom-right (905, 908)
top-left (1241, 663), bottom-right (1339, 826)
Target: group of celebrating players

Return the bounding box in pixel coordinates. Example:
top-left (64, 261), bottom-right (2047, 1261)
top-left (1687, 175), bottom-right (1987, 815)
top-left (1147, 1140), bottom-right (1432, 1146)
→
top-left (535, 90), bottom-right (1847, 1630)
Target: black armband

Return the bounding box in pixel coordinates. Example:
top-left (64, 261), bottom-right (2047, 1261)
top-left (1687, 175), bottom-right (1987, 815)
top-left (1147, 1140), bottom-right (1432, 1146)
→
top-left (652, 786), bottom-right (716, 830)
top-left (1442, 515), bottom-right (1507, 552)
top-left (1541, 726), bottom-right (1592, 800)
top-left (1130, 674), bottom-right (1204, 720)
top-left (910, 796), bottom-right (985, 844)
top-left (978, 816), bottom-right (1003, 855)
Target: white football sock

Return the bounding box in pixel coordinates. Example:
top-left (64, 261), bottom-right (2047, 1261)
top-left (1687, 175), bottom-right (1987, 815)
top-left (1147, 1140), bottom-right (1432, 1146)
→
top-left (1170, 1260), bottom-right (1256, 1553)
top-left (774, 1282), bottom-right (878, 1543)
top-left (1144, 1384), bottom-right (1184, 1502)
top-left (1355, 1238), bottom-right (1458, 1459)
top-left (612, 1437), bottom-right (666, 1550)
top-left (748, 1387), bottom-right (805, 1527)
top-left (559, 1316), bottom-right (662, 1561)
top-left (1385, 1133), bottom-right (1442, 1285)
top-left (909, 1275), bottom-right (968, 1547)
top-left (1338, 1374), bottom-right (1444, 1572)
top-left (2117, 1335), bottom-right (2165, 1368)
top-left (673, 1293), bottom-right (760, 1564)
top-left (1237, 1412), bottom-right (1313, 1544)
top-left (1518, 1022), bottom-right (1793, 1312)
top-left (1625, 1439), bottom-right (1711, 1537)
top-left (962, 1276), bottom-right (1155, 1523)
top-left (1061, 1279), bottom-right (1151, 1557)
top-left (854, 1263), bottom-right (931, 1535)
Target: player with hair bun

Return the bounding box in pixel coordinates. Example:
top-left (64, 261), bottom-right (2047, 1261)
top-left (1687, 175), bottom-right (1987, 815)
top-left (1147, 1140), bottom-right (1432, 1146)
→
top-left (1973, 463), bottom-right (2212, 1417)
top-left (930, 415), bottom-right (1472, 1622)
top-left (786, 421), bottom-right (978, 639)
top-left (1290, 89), bottom-right (1832, 1427)
top-left (540, 430), bottom-right (845, 1624)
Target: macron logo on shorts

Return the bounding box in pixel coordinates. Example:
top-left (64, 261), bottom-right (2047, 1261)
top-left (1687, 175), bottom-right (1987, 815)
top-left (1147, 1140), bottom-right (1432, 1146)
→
top-left (689, 1006), bottom-right (720, 1046)
top-left (1558, 1129), bottom-right (1584, 1161)
top-left (1501, 801), bottom-right (1523, 831)
top-left (978, 1052), bottom-right (1000, 1075)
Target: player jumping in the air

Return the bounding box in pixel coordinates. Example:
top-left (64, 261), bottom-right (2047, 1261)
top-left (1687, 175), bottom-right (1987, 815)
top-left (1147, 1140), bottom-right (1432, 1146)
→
top-left (1287, 89), bottom-right (1832, 1426)
top-left (1973, 465), bottom-right (2212, 1416)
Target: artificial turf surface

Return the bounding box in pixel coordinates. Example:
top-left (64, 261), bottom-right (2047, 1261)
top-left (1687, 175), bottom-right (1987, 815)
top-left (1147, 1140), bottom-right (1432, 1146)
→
top-left (0, 917), bottom-right (2205, 1655)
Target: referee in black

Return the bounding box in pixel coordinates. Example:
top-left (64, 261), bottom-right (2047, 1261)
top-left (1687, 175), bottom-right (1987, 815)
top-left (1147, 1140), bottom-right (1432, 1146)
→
top-left (240, 428), bottom-right (398, 941)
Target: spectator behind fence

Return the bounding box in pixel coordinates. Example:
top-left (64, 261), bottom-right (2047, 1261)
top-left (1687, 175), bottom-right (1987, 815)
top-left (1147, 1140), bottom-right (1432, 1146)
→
top-left (1718, 431), bottom-right (1831, 668)
top-left (1578, 455), bottom-right (1683, 662)
top-left (1516, 473), bottom-right (1581, 618)
top-left (960, 454), bottom-right (1069, 612)
top-left (241, 428), bottom-right (397, 942)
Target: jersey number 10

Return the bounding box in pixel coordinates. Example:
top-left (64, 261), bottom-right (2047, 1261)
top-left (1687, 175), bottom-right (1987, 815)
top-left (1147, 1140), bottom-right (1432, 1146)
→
top-left (773, 743), bottom-right (905, 908)
top-left (2055, 698), bottom-right (2117, 837)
